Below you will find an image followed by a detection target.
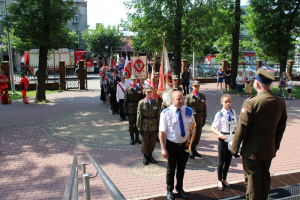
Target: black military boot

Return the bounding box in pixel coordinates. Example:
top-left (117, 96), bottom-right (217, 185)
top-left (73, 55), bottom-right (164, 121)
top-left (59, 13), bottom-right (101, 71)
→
top-left (191, 146), bottom-right (201, 158)
top-left (135, 132), bottom-right (142, 144)
top-left (130, 133), bottom-right (135, 145)
top-left (143, 154), bottom-right (149, 165)
top-left (148, 152), bottom-right (157, 164)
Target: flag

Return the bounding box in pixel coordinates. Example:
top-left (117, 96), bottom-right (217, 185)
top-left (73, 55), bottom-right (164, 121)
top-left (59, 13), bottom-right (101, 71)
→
top-left (131, 56), bottom-right (147, 79)
top-left (157, 45), bottom-right (173, 106)
top-left (150, 66), bottom-right (159, 100)
top-left (123, 55), bottom-right (132, 79)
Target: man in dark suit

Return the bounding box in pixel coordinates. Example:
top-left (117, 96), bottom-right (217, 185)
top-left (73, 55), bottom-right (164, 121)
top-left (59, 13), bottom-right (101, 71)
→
top-left (231, 68), bottom-right (287, 200)
top-left (107, 70), bottom-right (121, 115)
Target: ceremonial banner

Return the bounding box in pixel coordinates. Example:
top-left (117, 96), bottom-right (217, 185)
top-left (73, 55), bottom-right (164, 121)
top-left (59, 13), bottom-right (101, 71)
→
top-left (157, 45), bottom-right (173, 106)
top-left (131, 56), bottom-right (147, 79)
top-left (123, 55), bottom-right (132, 79)
top-left (150, 65), bottom-right (159, 100)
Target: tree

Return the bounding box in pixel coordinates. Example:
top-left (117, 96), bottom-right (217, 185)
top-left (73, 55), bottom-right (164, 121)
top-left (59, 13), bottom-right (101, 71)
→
top-left (1, 30), bottom-right (79, 54)
top-left (2, 0), bottom-right (77, 101)
top-left (82, 24), bottom-right (126, 57)
top-left (123, 0), bottom-right (231, 78)
top-left (245, 0), bottom-right (300, 74)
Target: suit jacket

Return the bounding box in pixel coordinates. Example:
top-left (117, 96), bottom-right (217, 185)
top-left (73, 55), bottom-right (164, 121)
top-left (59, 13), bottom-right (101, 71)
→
top-left (107, 77), bottom-right (120, 96)
top-left (231, 90), bottom-right (287, 160)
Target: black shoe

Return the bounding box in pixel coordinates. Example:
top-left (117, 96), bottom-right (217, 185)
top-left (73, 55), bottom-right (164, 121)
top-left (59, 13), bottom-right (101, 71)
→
top-left (189, 154), bottom-right (195, 159)
top-left (148, 153), bottom-right (157, 164)
top-left (143, 154), bottom-right (149, 165)
top-left (176, 189), bottom-right (188, 199)
top-left (130, 133), bottom-right (135, 145)
top-left (156, 136), bottom-right (160, 142)
top-left (167, 191), bottom-right (174, 200)
top-left (116, 111), bottom-right (120, 114)
top-left (112, 111), bottom-right (115, 115)
top-left (192, 146), bottom-right (201, 158)
top-left (135, 133), bottom-right (142, 144)
top-left (223, 183), bottom-right (232, 189)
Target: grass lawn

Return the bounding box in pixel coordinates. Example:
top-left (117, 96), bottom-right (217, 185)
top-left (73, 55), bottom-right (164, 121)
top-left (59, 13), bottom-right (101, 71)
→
top-left (7, 90), bottom-right (60, 101)
top-left (227, 86), bottom-right (300, 99)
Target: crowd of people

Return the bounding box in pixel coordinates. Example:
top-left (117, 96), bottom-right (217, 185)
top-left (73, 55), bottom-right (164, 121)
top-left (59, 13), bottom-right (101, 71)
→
top-left (99, 66), bottom-right (287, 200)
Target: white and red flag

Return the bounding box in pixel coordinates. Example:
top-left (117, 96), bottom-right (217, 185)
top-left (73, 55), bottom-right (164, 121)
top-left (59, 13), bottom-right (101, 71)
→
top-left (157, 43), bottom-right (173, 106)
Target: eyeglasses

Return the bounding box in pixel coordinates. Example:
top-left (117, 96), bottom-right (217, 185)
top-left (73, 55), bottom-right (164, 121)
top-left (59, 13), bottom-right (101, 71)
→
top-left (121, 78), bottom-right (125, 79)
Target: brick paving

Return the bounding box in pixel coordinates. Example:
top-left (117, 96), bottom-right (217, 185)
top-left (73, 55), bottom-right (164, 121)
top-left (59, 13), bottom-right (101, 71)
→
top-left (0, 82), bottom-right (299, 200)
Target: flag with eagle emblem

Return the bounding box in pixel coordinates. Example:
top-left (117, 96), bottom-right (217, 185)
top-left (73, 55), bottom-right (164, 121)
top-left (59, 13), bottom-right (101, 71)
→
top-left (131, 56), bottom-right (147, 79)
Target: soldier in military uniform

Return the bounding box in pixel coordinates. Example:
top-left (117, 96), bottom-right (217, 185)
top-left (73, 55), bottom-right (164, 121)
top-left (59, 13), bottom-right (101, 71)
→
top-left (172, 75), bottom-right (183, 91)
top-left (184, 80), bottom-right (207, 158)
top-left (124, 75), bottom-right (145, 145)
top-left (231, 68), bottom-right (287, 200)
top-left (137, 85), bottom-right (160, 165)
top-left (107, 71), bottom-right (121, 115)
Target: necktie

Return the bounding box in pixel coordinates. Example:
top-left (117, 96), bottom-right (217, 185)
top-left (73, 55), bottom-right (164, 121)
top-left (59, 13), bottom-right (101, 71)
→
top-left (177, 109), bottom-right (185, 137)
top-left (227, 110), bottom-right (232, 133)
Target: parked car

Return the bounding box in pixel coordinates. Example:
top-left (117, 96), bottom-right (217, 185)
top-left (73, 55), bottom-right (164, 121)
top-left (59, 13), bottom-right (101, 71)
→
top-left (202, 68), bottom-right (215, 77)
top-left (238, 65), bottom-right (256, 77)
top-left (189, 65), bottom-right (203, 78)
top-left (262, 66), bottom-right (276, 74)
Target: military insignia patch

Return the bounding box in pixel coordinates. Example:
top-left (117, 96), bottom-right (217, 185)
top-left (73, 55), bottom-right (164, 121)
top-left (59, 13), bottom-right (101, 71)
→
top-left (241, 107), bottom-right (246, 114)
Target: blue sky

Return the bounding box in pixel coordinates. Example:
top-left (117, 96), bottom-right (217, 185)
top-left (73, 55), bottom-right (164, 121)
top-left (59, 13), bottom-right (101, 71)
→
top-left (87, 0), bottom-right (249, 29)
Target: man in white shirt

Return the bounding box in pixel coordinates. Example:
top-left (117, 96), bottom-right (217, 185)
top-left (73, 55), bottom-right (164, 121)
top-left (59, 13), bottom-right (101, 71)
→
top-left (145, 72), bottom-right (151, 86)
top-left (117, 75), bottom-right (129, 121)
top-left (159, 90), bottom-right (196, 200)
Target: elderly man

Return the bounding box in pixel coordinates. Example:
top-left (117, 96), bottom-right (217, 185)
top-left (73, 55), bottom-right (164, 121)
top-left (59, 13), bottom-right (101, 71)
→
top-left (159, 90), bottom-right (196, 200)
top-left (231, 68), bottom-right (287, 200)
top-left (107, 70), bottom-right (121, 115)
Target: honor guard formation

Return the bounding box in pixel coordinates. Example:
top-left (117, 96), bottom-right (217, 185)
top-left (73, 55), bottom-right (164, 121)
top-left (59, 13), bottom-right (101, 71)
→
top-left (99, 67), bottom-right (288, 200)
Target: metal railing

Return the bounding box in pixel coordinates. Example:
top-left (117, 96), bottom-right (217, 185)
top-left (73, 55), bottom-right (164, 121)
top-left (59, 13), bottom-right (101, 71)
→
top-left (63, 153), bottom-right (125, 200)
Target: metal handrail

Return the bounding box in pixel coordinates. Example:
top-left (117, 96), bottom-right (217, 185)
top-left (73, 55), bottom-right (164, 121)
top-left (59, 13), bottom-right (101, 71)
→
top-left (86, 153), bottom-right (126, 200)
top-left (63, 156), bottom-right (78, 200)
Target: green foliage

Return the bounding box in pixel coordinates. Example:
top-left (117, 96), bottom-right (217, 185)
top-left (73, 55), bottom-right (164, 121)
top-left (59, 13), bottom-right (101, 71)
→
top-left (1, 0), bottom-right (77, 101)
top-left (82, 24), bottom-right (126, 56)
top-left (244, 0), bottom-right (300, 71)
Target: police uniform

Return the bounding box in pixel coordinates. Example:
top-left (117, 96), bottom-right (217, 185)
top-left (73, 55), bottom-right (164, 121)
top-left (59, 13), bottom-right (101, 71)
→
top-left (212, 108), bottom-right (237, 185)
top-left (184, 81), bottom-right (207, 158)
top-left (159, 104), bottom-right (196, 199)
top-left (124, 75), bottom-right (145, 145)
top-left (107, 71), bottom-right (121, 115)
top-left (231, 68), bottom-right (287, 200)
top-left (136, 86), bottom-right (160, 165)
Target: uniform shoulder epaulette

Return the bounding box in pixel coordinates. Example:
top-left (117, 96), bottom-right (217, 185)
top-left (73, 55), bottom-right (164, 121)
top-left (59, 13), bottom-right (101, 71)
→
top-left (218, 110), bottom-right (223, 116)
top-left (186, 106), bottom-right (193, 117)
top-left (162, 108), bottom-right (170, 113)
top-left (246, 95), bottom-right (256, 100)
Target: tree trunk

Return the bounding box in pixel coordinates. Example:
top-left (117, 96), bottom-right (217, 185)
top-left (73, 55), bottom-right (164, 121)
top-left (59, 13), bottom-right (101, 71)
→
top-left (231, 0), bottom-right (240, 90)
top-left (36, 46), bottom-right (48, 101)
top-left (174, 0), bottom-right (183, 80)
top-left (279, 55), bottom-right (287, 76)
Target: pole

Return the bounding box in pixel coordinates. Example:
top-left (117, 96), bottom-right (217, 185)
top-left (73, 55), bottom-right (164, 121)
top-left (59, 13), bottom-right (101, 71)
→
top-left (193, 47), bottom-right (196, 79)
top-left (5, 0), bottom-right (17, 95)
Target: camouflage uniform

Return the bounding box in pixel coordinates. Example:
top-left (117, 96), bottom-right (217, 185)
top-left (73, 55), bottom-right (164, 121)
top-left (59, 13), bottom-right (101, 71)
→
top-left (184, 81), bottom-right (207, 157)
top-left (124, 78), bottom-right (145, 144)
top-left (137, 97), bottom-right (160, 154)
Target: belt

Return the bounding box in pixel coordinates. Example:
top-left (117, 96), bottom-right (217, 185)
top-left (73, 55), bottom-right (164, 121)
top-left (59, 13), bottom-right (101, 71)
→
top-left (129, 101), bottom-right (138, 103)
top-left (221, 132), bottom-right (235, 135)
top-left (142, 115), bottom-right (157, 120)
top-left (167, 139), bottom-right (187, 146)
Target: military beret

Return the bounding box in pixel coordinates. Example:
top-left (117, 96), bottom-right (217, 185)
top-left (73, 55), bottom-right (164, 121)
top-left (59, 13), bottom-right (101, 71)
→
top-left (130, 74), bottom-right (138, 79)
top-left (173, 75), bottom-right (178, 80)
top-left (255, 68), bottom-right (274, 84)
top-left (192, 80), bottom-right (200, 86)
top-left (144, 85), bottom-right (153, 92)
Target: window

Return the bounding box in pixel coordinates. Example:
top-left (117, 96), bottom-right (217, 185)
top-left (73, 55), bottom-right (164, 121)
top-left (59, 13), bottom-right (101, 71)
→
top-left (0, 10), bottom-right (5, 20)
top-left (72, 15), bottom-right (79, 23)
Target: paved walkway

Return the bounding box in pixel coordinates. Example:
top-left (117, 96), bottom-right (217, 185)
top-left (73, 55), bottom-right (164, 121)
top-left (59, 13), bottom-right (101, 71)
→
top-left (0, 82), bottom-right (299, 200)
